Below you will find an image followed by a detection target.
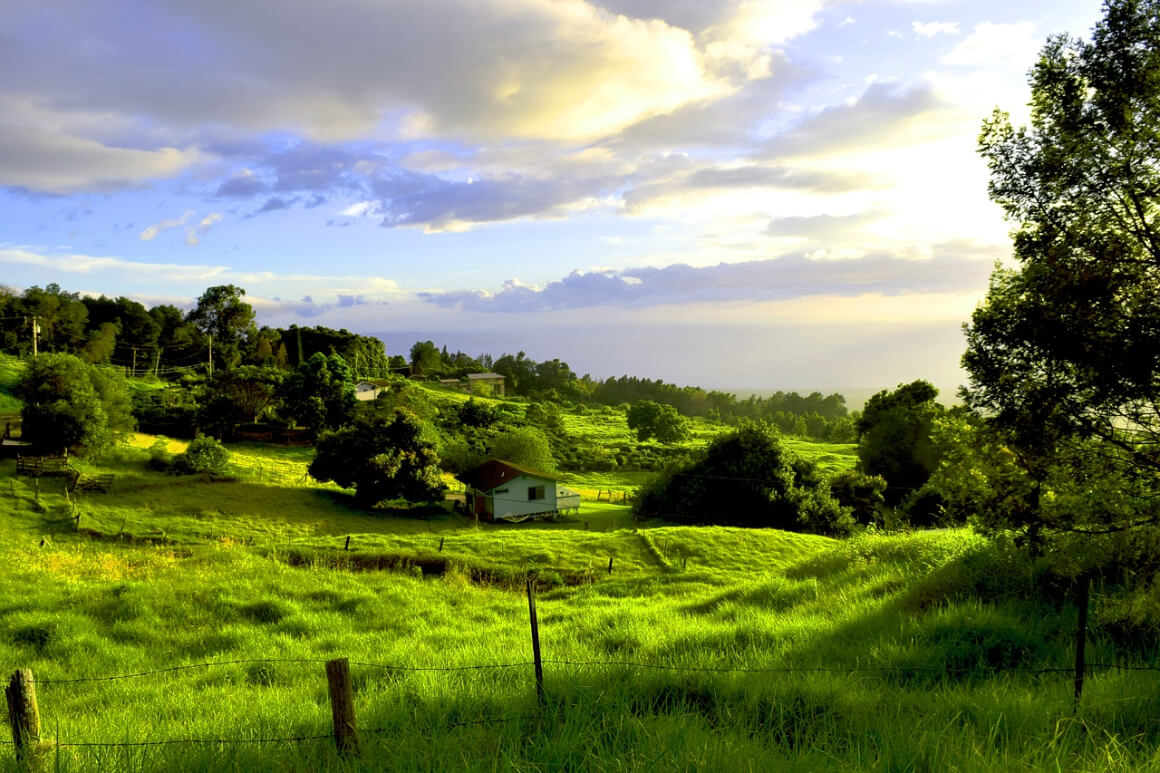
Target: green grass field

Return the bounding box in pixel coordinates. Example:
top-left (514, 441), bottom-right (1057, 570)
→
top-left (1, 436), bottom-right (1158, 771)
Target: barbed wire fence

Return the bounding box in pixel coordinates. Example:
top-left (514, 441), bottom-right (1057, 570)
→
top-left (4, 575), bottom-right (1154, 765)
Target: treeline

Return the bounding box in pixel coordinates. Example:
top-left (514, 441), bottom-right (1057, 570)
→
top-left (407, 346), bottom-right (856, 443)
top-left (0, 283), bottom-right (389, 377)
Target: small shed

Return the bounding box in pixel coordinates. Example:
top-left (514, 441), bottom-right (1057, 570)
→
top-left (456, 459), bottom-right (580, 522)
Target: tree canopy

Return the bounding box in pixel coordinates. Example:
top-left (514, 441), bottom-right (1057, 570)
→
top-left (856, 381), bottom-right (941, 506)
top-left (627, 400), bottom-right (689, 444)
top-left (309, 407), bottom-right (445, 506)
top-left (633, 422), bottom-right (852, 535)
top-left (963, 0), bottom-right (1160, 539)
top-left (17, 353), bottom-right (134, 454)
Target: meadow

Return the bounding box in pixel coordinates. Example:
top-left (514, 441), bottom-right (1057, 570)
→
top-left (2, 434), bottom-right (1159, 771)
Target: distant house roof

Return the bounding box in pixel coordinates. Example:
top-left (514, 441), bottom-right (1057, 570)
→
top-left (466, 373), bottom-right (504, 381)
top-left (456, 459), bottom-right (561, 492)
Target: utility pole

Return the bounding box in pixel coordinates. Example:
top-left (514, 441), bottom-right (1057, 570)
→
top-left (28, 316), bottom-right (39, 358)
top-left (131, 346), bottom-right (137, 378)
top-left (208, 334), bottom-right (214, 377)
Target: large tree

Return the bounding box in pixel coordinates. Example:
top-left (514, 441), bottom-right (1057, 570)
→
top-left (186, 285), bottom-right (256, 370)
top-left (17, 354), bottom-right (134, 454)
top-left (856, 381), bottom-right (942, 506)
top-left (309, 407), bottom-right (445, 506)
top-left (963, 0), bottom-right (1160, 538)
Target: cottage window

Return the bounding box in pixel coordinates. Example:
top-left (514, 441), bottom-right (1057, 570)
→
top-left (528, 486), bottom-right (545, 501)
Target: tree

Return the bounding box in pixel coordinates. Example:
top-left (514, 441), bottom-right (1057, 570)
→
top-left (964, 0), bottom-right (1160, 540)
top-left (490, 426), bottom-right (557, 472)
top-left (17, 354), bottom-right (134, 454)
top-left (409, 340), bottom-right (442, 378)
top-left (633, 422), bottom-right (852, 535)
top-left (309, 408), bottom-right (446, 506)
top-left (280, 353), bottom-right (357, 435)
top-left (856, 381), bottom-right (942, 506)
top-left (627, 400), bottom-right (689, 443)
top-left (173, 435), bottom-right (231, 475)
top-left (187, 285), bottom-right (256, 370)
top-left (829, 469), bottom-right (887, 526)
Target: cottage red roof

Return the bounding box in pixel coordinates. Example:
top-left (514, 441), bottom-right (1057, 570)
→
top-left (455, 459), bottom-right (560, 492)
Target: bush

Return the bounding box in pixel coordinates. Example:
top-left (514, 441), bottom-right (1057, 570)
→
top-left (173, 435), bottom-right (230, 475)
top-left (634, 422), bottom-right (853, 536)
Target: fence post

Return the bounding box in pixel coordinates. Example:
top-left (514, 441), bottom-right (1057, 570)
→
top-left (1074, 572), bottom-right (1091, 710)
top-left (344, 536), bottom-right (351, 551)
top-left (325, 658), bottom-right (359, 758)
top-left (6, 669), bottom-right (40, 763)
top-left (438, 536), bottom-right (445, 553)
top-left (608, 556), bottom-right (614, 575)
top-left (526, 579), bottom-right (545, 707)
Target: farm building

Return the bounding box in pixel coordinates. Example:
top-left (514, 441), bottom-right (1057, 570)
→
top-left (435, 373), bottom-right (506, 396)
top-left (456, 459), bottom-right (580, 522)
top-left (354, 380), bottom-right (389, 401)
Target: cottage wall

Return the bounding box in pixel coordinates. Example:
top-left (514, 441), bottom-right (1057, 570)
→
top-left (482, 474), bottom-right (558, 520)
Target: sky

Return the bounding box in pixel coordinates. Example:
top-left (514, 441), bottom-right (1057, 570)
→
top-left (0, 0), bottom-right (1108, 395)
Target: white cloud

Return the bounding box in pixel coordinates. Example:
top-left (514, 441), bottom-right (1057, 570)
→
top-left (943, 22), bottom-right (1039, 66)
top-left (140, 210), bottom-right (194, 241)
top-left (185, 213), bottom-right (223, 246)
top-left (912, 21), bottom-right (959, 38)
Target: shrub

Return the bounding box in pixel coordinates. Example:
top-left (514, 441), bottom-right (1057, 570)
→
top-left (173, 435), bottom-right (230, 475)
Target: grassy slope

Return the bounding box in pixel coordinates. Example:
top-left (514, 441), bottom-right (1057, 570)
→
top-left (2, 443), bottom-right (1158, 771)
top-left (0, 355), bottom-right (24, 413)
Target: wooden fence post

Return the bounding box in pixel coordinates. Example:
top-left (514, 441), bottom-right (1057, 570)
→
top-left (344, 535), bottom-right (351, 551)
top-left (526, 580), bottom-right (545, 707)
top-left (438, 536), bottom-right (445, 553)
top-left (6, 669), bottom-right (39, 763)
top-left (1074, 572), bottom-right (1091, 710)
top-left (325, 658), bottom-right (360, 758)
top-left (608, 556), bottom-right (614, 575)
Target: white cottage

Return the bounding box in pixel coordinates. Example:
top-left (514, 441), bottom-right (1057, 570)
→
top-left (456, 459), bottom-right (580, 522)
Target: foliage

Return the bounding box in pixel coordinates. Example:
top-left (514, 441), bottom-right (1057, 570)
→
top-left (489, 426), bottom-right (557, 472)
top-left (964, 0), bottom-right (1160, 542)
top-left (16, 354), bottom-right (134, 454)
top-left (309, 407), bottom-right (446, 506)
top-left (172, 435), bottom-right (231, 475)
top-left (458, 397), bottom-right (501, 428)
top-left (186, 285), bottom-right (256, 369)
top-left (856, 381), bottom-right (942, 506)
top-left (829, 469), bottom-right (887, 526)
top-left (627, 400), bottom-right (689, 444)
top-left (280, 353), bottom-right (357, 436)
top-left (634, 422), bottom-right (853, 535)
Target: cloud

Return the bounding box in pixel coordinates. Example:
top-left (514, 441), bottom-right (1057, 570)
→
top-left (371, 169), bottom-right (619, 231)
top-left (943, 22), bottom-right (1039, 66)
top-left (0, 0), bottom-right (765, 146)
top-left (253, 196), bottom-right (293, 215)
top-left (0, 123), bottom-right (200, 194)
top-left (607, 61), bottom-right (811, 150)
top-left (215, 169), bottom-right (267, 197)
top-left (763, 82), bottom-right (956, 159)
top-left (622, 163), bottom-right (878, 212)
top-left (419, 249), bottom-right (998, 312)
top-left (184, 213), bottom-right (222, 246)
top-left (912, 21), bottom-right (959, 38)
top-left (766, 211), bottom-right (885, 242)
top-left (140, 210), bottom-right (194, 241)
